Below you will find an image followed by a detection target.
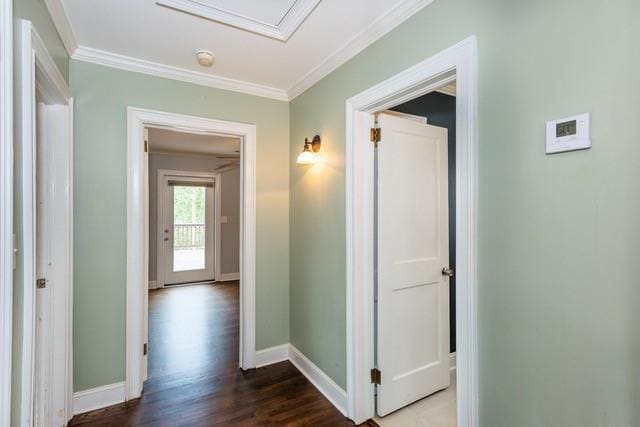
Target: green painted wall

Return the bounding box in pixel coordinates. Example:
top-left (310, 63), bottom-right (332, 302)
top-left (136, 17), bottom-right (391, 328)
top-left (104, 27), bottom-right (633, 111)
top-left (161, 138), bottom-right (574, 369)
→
top-left (290, 0), bottom-right (640, 425)
top-left (13, 0), bottom-right (69, 82)
top-left (11, 1), bottom-right (69, 424)
top-left (71, 60), bottom-right (290, 391)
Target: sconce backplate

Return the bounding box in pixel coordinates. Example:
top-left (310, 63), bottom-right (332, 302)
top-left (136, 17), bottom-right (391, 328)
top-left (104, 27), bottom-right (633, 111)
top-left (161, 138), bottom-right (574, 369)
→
top-left (310, 135), bottom-right (321, 153)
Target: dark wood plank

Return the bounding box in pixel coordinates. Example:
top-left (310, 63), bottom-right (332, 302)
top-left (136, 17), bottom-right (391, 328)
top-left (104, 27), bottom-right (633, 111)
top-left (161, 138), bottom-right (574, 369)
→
top-left (69, 282), bottom-right (368, 426)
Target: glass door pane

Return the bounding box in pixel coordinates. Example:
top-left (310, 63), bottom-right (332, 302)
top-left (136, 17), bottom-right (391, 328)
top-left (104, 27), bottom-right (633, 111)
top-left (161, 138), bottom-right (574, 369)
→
top-left (172, 185), bottom-right (206, 272)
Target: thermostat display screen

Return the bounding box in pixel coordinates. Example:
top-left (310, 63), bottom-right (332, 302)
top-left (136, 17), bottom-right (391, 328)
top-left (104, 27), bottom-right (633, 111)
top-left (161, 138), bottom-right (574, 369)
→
top-left (546, 113), bottom-right (590, 154)
top-left (556, 120), bottom-right (577, 138)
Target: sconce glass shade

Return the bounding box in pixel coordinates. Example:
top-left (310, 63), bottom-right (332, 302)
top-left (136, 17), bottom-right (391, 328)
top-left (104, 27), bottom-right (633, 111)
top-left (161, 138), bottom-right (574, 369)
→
top-left (296, 147), bottom-right (317, 165)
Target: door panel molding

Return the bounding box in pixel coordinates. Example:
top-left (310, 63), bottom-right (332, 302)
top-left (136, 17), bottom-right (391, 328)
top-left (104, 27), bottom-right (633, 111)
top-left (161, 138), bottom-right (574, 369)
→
top-left (376, 115), bottom-right (450, 416)
top-left (345, 36), bottom-right (478, 425)
top-left (126, 108), bottom-right (257, 401)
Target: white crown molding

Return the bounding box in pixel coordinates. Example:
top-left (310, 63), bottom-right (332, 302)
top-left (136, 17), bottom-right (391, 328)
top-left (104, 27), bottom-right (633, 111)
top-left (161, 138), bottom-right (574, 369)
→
top-left (43, 0), bottom-right (78, 55)
top-left (72, 46), bottom-right (289, 101)
top-left (44, 0), bottom-right (433, 102)
top-left (287, 0), bottom-right (435, 100)
top-left (156, 0), bottom-right (320, 41)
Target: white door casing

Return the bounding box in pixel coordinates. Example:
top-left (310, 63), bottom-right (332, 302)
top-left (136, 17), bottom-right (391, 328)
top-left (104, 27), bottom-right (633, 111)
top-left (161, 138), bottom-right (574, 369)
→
top-left (16, 20), bottom-right (74, 427)
top-left (345, 36), bottom-right (478, 425)
top-left (127, 108), bottom-right (257, 401)
top-left (0, 0), bottom-right (14, 423)
top-left (376, 114), bottom-right (450, 416)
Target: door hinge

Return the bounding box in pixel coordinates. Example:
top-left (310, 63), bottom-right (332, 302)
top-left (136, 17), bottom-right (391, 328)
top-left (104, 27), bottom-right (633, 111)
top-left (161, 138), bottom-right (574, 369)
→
top-left (144, 140), bottom-right (148, 153)
top-left (143, 343), bottom-right (148, 355)
top-left (370, 127), bottom-right (381, 144)
top-left (371, 368), bottom-right (381, 385)
top-left (36, 278), bottom-right (47, 289)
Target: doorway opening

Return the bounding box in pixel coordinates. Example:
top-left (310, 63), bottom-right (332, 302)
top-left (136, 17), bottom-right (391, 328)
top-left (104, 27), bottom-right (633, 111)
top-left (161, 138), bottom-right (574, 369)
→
top-left (148, 127), bottom-right (241, 288)
top-left (345, 36), bottom-right (478, 426)
top-left (126, 108), bottom-right (257, 401)
top-left (373, 82), bottom-right (458, 426)
top-left (144, 126), bottom-right (242, 390)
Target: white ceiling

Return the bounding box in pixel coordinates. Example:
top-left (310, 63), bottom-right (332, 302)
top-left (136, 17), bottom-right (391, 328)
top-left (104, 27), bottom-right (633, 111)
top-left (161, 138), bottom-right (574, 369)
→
top-left (148, 128), bottom-right (240, 158)
top-left (49, 0), bottom-right (434, 100)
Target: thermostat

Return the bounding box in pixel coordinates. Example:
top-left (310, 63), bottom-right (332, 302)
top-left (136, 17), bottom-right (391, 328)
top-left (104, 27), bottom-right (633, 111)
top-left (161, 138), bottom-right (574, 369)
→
top-left (546, 113), bottom-right (591, 154)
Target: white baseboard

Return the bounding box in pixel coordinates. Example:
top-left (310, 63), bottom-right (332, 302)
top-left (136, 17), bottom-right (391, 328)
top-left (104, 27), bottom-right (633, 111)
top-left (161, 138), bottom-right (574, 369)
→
top-left (288, 344), bottom-right (347, 416)
top-left (75, 345), bottom-right (348, 417)
top-left (217, 272), bottom-right (240, 282)
top-left (73, 381), bottom-right (126, 415)
top-left (148, 280), bottom-right (158, 290)
top-left (76, 349), bottom-right (450, 417)
top-left (255, 344), bottom-right (289, 368)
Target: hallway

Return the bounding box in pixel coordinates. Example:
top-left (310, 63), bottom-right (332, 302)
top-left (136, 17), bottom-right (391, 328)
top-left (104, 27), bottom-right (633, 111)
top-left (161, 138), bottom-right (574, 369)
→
top-left (69, 283), bottom-right (354, 426)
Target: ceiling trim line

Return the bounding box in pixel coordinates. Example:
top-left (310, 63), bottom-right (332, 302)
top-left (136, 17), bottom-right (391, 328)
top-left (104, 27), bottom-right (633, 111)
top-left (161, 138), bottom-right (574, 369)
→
top-left (71, 46), bottom-right (290, 101)
top-left (286, 0), bottom-right (435, 100)
top-left (43, 0), bottom-right (78, 55)
top-left (156, 0), bottom-right (320, 42)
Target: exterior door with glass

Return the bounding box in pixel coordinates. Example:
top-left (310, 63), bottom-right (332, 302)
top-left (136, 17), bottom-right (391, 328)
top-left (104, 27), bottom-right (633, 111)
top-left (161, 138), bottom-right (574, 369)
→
top-left (161, 174), bottom-right (215, 285)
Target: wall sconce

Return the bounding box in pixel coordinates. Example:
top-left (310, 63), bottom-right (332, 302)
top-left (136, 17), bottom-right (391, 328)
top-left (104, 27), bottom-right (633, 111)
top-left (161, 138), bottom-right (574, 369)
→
top-left (296, 135), bottom-right (321, 165)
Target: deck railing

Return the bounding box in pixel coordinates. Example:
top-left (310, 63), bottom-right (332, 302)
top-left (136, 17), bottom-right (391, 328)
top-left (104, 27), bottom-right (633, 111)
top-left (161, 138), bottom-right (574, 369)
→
top-left (174, 223), bottom-right (205, 249)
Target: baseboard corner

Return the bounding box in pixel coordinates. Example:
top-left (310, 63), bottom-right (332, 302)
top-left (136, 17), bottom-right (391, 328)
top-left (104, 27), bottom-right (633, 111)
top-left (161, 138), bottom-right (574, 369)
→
top-left (217, 272), bottom-right (240, 282)
top-left (288, 344), bottom-right (347, 416)
top-left (255, 344), bottom-right (289, 368)
top-left (72, 381), bottom-right (126, 415)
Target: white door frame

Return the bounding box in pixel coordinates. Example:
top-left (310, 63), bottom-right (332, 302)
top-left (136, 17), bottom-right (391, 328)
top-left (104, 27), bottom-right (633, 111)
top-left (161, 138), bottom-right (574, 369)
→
top-left (16, 20), bottom-right (74, 426)
top-left (126, 108), bottom-right (257, 400)
top-left (345, 36), bottom-right (478, 425)
top-left (156, 169), bottom-right (221, 287)
top-left (0, 0), bottom-right (13, 424)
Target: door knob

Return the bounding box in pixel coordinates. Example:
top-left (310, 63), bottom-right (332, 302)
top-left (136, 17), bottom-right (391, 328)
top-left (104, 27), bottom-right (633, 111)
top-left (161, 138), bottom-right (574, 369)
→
top-left (164, 237), bottom-right (169, 241)
top-left (442, 267), bottom-right (454, 277)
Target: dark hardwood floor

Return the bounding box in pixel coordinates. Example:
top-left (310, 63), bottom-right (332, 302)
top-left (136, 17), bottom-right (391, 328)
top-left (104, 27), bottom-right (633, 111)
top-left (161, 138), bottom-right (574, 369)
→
top-left (69, 282), bottom-right (363, 426)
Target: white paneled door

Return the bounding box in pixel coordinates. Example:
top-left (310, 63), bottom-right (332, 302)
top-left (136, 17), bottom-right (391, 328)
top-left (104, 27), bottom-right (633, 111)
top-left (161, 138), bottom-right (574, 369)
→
top-left (376, 113), bottom-right (451, 416)
top-left (162, 175), bottom-right (215, 285)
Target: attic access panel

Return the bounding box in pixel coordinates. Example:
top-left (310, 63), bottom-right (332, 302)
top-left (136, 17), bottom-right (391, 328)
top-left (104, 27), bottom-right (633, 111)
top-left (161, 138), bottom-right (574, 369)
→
top-left (156, 0), bottom-right (321, 41)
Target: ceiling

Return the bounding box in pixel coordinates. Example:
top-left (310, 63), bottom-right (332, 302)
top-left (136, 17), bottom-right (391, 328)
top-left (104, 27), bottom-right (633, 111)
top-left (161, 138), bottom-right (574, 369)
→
top-left (48, 0), bottom-right (434, 100)
top-left (147, 128), bottom-right (240, 159)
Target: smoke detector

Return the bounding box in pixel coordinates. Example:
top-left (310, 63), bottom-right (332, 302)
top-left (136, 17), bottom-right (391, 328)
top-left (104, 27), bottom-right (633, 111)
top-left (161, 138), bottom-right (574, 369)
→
top-left (195, 50), bottom-right (215, 67)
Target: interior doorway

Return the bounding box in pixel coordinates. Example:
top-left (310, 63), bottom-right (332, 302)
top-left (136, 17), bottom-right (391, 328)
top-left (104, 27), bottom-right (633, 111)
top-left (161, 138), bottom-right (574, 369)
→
top-left (374, 84), bottom-right (458, 426)
top-left (345, 36), bottom-right (478, 426)
top-left (15, 19), bottom-right (74, 426)
top-left (126, 108), bottom-right (257, 401)
top-left (142, 125), bottom-right (243, 399)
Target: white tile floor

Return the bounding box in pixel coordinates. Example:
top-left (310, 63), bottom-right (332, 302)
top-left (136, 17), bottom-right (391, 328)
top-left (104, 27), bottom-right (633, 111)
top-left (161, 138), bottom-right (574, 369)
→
top-left (375, 370), bottom-right (456, 427)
